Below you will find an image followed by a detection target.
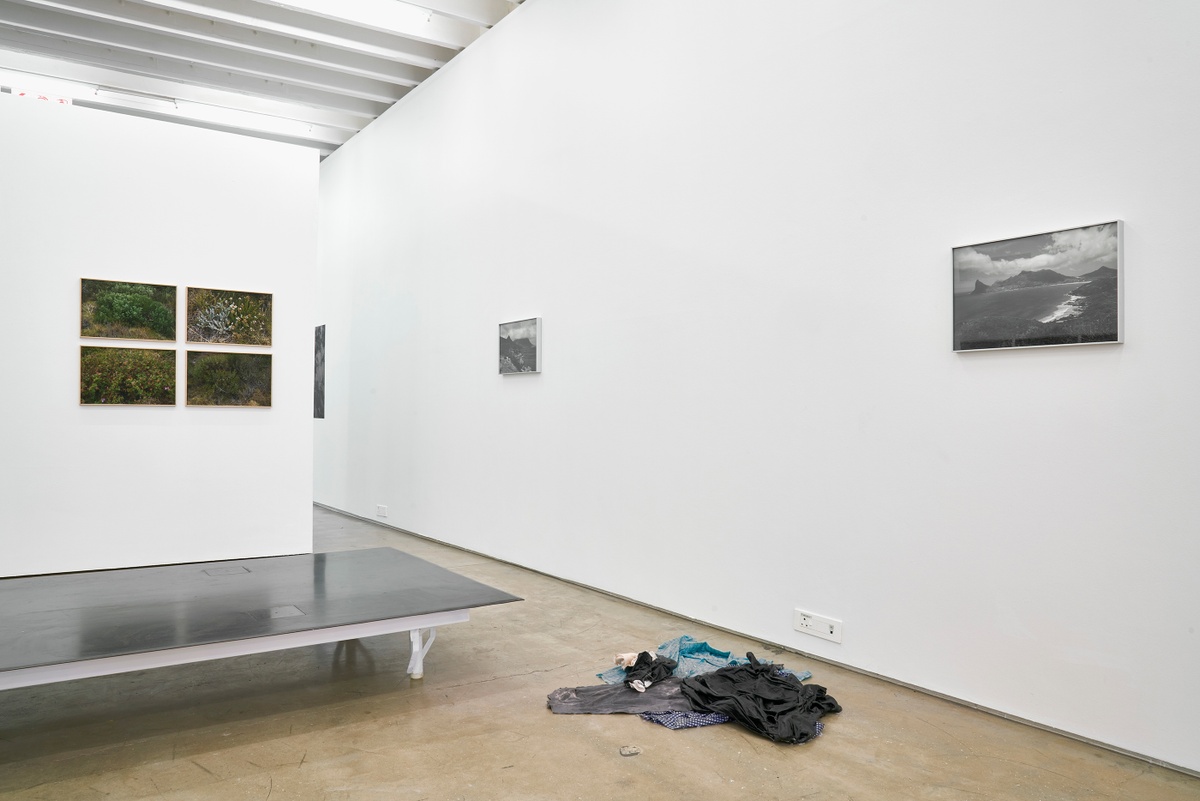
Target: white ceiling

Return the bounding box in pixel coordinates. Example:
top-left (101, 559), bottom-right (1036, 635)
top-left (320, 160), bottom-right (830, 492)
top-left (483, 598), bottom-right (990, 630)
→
top-left (0, 0), bottom-right (522, 157)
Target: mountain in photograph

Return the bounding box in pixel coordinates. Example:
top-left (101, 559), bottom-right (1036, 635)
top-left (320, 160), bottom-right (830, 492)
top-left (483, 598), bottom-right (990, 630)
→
top-left (1078, 266), bottom-right (1117, 281)
top-left (982, 269), bottom-right (1080, 293)
top-left (499, 334), bottom-right (537, 373)
top-left (971, 279), bottom-right (993, 295)
top-left (1072, 267), bottom-right (1119, 301)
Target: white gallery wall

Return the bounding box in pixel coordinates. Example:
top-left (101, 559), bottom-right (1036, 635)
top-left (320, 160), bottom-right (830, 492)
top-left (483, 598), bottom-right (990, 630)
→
top-left (1, 95), bottom-right (317, 576)
top-left (315, 0), bottom-right (1200, 772)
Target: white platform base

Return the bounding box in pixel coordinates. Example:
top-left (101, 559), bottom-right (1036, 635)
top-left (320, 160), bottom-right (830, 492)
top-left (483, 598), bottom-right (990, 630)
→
top-left (0, 609), bottom-right (469, 691)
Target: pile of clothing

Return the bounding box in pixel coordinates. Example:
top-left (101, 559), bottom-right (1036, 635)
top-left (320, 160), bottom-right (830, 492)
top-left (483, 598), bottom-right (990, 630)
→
top-left (547, 635), bottom-right (840, 744)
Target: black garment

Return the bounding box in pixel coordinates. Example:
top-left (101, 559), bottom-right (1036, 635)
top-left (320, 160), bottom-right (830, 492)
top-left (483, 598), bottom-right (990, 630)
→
top-left (624, 651), bottom-right (678, 690)
top-left (680, 653), bottom-right (841, 743)
top-left (547, 677), bottom-right (693, 714)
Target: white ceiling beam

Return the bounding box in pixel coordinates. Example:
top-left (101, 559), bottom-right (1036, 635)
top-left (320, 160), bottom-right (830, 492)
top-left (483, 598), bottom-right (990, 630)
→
top-left (11, 0), bottom-right (436, 86)
top-left (132, 0), bottom-right (458, 70)
top-left (0, 31), bottom-right (398, 116)
top-left (399, 0), bottom-right (513, 28)
top-left (0, 49), bottom-right (376, 131)
top-left (0, 4), bottom-right (412, 101)
top-left (254, 0), bottom-right (483, 50)
top-left (0, 0), bottom-right (517, 156)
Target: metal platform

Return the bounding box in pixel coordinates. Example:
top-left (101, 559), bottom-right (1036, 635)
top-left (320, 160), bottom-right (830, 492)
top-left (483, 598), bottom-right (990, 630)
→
top-left (0, 547), bottom-right (521, 690)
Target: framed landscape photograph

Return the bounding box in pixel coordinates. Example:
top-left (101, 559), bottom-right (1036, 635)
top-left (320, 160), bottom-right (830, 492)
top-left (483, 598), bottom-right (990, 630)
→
top-left (186, 351), bottom-right (272, 407)
top-left (499, 318), bottom-right (540, 374)
top-left (81, 279), bottom-right (177, 341)
top-left (186, 287), bottom-right (272, 346)
top-left (953, 221), bottom-right (1122, 352)
top-left (80, 346), bottom-right (176, 406)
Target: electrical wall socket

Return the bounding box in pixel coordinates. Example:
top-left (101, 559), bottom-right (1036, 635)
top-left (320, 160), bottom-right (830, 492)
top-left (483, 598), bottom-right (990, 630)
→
top-left (793, 608), bottom-right (843, 643)
top-left (376, 505), bottom-right (388, 517)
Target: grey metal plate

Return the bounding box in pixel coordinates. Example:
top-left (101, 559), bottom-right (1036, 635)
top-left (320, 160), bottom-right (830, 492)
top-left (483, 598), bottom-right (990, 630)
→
top-left (0, 548), bottom-right (521, 673)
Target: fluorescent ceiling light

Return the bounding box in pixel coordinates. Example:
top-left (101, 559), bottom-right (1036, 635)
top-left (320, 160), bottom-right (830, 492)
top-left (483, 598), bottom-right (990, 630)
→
top-left (94, 87), bottom-right (178, 111)
top-left (0, 66), bottom-right (346, 151)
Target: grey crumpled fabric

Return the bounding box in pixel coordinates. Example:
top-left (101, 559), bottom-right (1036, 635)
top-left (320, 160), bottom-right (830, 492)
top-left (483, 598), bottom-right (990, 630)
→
top-left (547, 677), bottom-right (692, 714)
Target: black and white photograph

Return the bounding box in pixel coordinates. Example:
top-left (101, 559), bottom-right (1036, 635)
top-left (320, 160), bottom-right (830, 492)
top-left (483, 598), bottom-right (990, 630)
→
top-left (953, 221), bottom-right (1122, 352)
top-left (314, 324), bottom-right (325, 419)
top-left (499, 318), bottom-right (540, 374)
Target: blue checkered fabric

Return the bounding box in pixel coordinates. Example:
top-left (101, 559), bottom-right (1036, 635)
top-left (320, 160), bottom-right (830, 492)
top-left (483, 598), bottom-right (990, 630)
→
top-left (639, 710), bottom-right (731, 729)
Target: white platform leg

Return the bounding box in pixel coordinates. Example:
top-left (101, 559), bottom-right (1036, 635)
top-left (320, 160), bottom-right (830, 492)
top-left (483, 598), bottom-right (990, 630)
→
top-left (407, 627), bottom-right (437, 679)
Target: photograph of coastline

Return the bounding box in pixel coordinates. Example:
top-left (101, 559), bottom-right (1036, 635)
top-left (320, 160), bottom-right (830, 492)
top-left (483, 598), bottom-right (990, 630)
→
top-left (953, 221), bottom-right (1122, 351)
top-left (499, 318), bottom-right (540, 374)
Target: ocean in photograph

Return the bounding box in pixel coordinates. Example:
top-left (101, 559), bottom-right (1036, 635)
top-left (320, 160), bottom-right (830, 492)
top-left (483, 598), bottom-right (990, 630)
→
top-left (954, 283), bottom-right (1087, 327)
top-left (952, 268), bottom-right (1119, 351)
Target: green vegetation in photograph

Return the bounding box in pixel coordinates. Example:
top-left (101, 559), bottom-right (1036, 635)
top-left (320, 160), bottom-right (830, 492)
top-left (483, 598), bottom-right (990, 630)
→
top-left (187, 352), bottom-right (272, 407)
top-left (187, 287), bottom-right (272, 346)
top-left (81, 279), bottom-right (177, 341)
top-left (80, 347), bottom-right (176, 405)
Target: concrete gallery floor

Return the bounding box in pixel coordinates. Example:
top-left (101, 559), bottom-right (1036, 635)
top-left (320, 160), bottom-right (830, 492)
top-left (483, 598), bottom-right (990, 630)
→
top-left (1, 508), bottom-right (1197, 801)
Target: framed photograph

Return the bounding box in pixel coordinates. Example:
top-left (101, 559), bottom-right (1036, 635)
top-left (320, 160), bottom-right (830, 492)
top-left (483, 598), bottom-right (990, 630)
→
top-left (953, 221), bottom-right (1122, 352)
top-left (80, 346), bottom-right (176, 406)
top-left (314, 324), bottom-right (325, 419)
top-left (186, 287), bottom-right (272, 346)
top-left (499, 318), bottom-right (540, 374)
top-left (186, 351), bottom-right (272, 407)
top-left (81, 279), bottom-right (177, 341)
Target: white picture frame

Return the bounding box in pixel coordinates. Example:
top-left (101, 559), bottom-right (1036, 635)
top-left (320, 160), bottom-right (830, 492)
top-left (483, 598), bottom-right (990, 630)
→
top-left (952, 221), bottom-right (1122, 352)
top-left (499, 318), bottom-right (540, 374)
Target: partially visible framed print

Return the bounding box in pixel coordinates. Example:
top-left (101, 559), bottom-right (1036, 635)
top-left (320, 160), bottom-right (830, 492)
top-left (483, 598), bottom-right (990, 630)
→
top-left (499, 318), bottom-right (540, 374)
top-left (314, 324), bottom-right (325, 419)
top-left (952, 221), bottom-right (1122, 352)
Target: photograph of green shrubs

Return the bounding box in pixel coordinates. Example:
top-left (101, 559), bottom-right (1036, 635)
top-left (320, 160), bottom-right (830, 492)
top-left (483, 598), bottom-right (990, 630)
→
top-left (81, 279), bottom-right (177, 341)
top-left (80, 346), bottom-right (176, 406)
top-left (187, 287), bottom-right (272, 346)
top-left (187, 351), bottom-right (272, 407)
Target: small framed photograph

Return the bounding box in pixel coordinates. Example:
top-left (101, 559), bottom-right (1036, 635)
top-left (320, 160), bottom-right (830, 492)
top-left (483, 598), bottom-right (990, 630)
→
top-left (186, 287), bottom-right (272, 346)
top-left (952, 221), bottom-right (1122, 352)
top-left (81, 279), bottom-right (177, 342)
top-left (186, 351), bottom-right (272, 407)
top-left (499, 318), bottom-right (540, 374)
top-left (80, 346), bottom-right (176, 406)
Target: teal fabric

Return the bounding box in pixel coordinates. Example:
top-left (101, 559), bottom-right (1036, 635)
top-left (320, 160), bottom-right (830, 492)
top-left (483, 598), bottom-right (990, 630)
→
top-left (598, 635), bottom-right (811, 684)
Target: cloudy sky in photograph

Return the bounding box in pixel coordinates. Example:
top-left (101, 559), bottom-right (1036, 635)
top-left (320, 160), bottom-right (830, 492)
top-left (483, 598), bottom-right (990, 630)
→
top-left (953, 223), bottom-right (1118, 293)
top-left (500, 319), bottom-right (538, 342)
